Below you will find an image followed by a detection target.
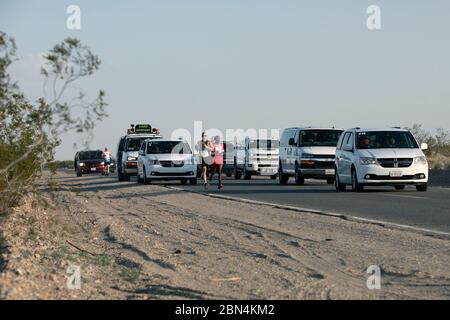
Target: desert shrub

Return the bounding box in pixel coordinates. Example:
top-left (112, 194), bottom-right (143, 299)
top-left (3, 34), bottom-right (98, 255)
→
top-left (408, 124), bottom-right (450, 169)
top-left (0, 31), bottom-right (107, 215)
top-left (45, 160), bottom-right (74, 170)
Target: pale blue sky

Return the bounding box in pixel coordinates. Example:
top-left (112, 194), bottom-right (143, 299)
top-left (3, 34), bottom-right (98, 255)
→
top-left (1, 0), bottom-right (449, 159)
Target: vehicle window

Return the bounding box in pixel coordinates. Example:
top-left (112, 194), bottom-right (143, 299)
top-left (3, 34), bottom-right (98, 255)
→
top-left (79, 151), bottom-right (103, 160)
top-left (280, 130), bottom-right (294, 146)
top-left (344, 133), bottom-right (354, 149)
top-left (147, 141), bottom-right (192, 154)
top-left (337, 132), bottom-right (349, 150)
top-left (249, 140), bottom-right (280, 149)
top-left (356, 131), bottom-right (419, 149)
top-left (140, 141), bottom-right (146, 152)
top-left (126, 138), bottom-right (145, 151)
top-left (299, 130), bottom-right (344, 147)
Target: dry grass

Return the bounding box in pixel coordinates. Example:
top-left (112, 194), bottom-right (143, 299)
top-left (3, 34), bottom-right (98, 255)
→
top-left (427, 153), bottom-right (450, 170)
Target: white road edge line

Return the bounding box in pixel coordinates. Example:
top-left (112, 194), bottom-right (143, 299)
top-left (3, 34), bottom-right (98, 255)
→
top-left (165, 186), bottom-right (450, 240)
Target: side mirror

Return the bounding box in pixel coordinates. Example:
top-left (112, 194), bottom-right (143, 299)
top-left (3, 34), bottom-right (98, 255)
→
top-left (421, 143), bottom-right (428, 150)
top-left (288, 138), bottom-right (296, 146)
top-left (343, 144), bottom-right (353, 152)
top-left (138, 150), bottom-right (144, 156)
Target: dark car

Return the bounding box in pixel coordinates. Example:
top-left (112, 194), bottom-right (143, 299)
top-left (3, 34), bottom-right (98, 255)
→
top-left (74, 150), bottom-right (106, 177)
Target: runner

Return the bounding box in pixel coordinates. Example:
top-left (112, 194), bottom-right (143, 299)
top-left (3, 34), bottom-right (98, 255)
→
top-left (103, 147), bottom-right (112, 175)
top-left (199, 132), bottom-right (213, 189)
top-left (209, 136), bottom-right (224, 190)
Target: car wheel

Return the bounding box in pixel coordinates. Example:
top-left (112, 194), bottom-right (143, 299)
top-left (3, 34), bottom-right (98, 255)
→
top-left (270, 175), bottom-right (277, 180)
top-left (118, 169), bottom-right (124, 181)
top-left (137, 171), bottom-right (144, 184)
top-left (189, 178), bottom-right (197, 185)
top-left (294, 163), bottom-right (305, 185)
top-left (226, 171), bottom-right (232, 178)
top-left (143, 167), bottom-right (151, 185)
top-left (395, 185), bottom-right (405, 190)
top-left (180, 179), bottom-right (188, 185)
top-left (351, 167), bottom-right (363, 192)
top-left (243, 165), bottom-right (251, 180)
top-left (335, 170), bottom-right (346, 191)
top-left (416, 184), bottom-right (427, 192)
top-left (123, 172), bottom-right (130, 181)
top-left (279, 162), bottom-right (289, 185)
top-left (234, 163), bottom-right (242, 179)
top-left (326, 178), bottom-right (335, 185)
top-left (76, 171), bottom-right (82, 177)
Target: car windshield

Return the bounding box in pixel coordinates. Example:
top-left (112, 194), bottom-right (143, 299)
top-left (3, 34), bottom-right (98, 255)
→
top-left (356, 131), bottom-right (419, 149)
top-left (147, 141), bottom-right (192, 154)
top-left (126, 138), bottom-right (146, 151)
top-left (299, 130), bottom-right (343, 147)
top-left (79, 151), bottom-right (103, 160)
top-left (249, 140), bottom-right (279, 149)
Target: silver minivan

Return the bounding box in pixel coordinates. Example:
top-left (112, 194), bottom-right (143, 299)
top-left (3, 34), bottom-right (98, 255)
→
top-left (278, 127), bottom-right (343, 185)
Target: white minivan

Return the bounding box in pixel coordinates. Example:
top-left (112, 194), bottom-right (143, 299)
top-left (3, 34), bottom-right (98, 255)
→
top-left (334, 128), bottom-right (428, 192)
top-left (137, 139), bottom-right (197, 185)
top-left (279, 127), bottom-right (344, 185)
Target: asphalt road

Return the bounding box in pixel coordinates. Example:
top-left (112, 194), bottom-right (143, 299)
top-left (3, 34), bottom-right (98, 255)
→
top-left (64, 169), bottom-right (450, 234)
top-left (176, 176), bottom-right (450, 234)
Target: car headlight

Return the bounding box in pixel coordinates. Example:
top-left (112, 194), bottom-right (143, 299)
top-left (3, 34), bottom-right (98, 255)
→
top-left (414, 156), bottom-right (427, 165)
top-left (150, 159), bottom-right (160, 165)
top-left (79, 162), bottom-right (84, 166)
top-left (359, 157), bottom-right (378, 165)
top-left (127, 156), bottom-right (137, 161)
top-left (100, 162), bottom-right (105, 165)
top-left (301, 153), bottom-right (314, 159)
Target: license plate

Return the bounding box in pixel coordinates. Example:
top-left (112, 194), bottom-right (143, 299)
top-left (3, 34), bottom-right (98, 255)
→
top-left (389, 171), bottom-right (402, 177)
top-left (90, 168), bottom-right (96, 171)
top-left (325, 169), bottom-right (334, 175)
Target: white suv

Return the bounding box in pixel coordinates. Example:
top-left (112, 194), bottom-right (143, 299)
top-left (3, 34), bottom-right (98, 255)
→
top-left (137, 139), bottom-right (197, 185)
top-left (335, 128), bottom-right (428, 192)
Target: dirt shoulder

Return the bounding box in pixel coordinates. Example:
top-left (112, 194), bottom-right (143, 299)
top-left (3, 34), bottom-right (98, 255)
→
top-left (1, 171), bottom-right (449, 299)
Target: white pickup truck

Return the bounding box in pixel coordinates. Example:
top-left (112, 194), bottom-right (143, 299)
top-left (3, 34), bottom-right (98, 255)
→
top-left (234, 138), bottom-right (279, 180)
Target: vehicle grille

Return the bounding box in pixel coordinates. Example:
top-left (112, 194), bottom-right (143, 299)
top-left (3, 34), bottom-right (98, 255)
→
top-left (151, 172), bottom-right (193, 176)
top-left (366, 174), bottom-right (424, 180)
top-left (300, 161), bottom-right (334, 169)
top-left (258, 164), bottom-right (277, 168)
top-left (310, 155), bottom-right (335, 159)
top-left (125, 162), bottom-right (137, 168)
top-left (160, 161), bottom-right (184, 168)
top-left (378, 158), bottom-right (413, 168)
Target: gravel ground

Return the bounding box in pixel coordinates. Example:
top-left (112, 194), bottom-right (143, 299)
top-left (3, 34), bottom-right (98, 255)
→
top-left (0, 171), bottom-right (449, 299)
